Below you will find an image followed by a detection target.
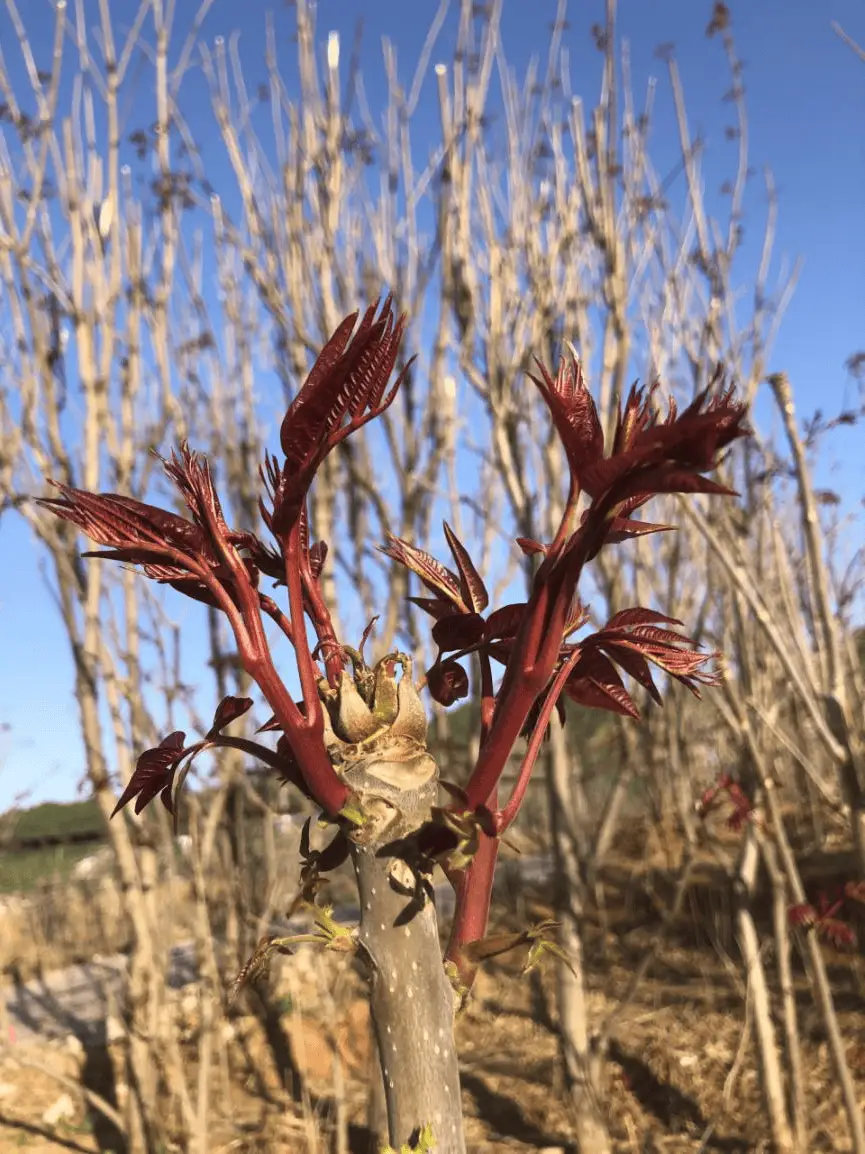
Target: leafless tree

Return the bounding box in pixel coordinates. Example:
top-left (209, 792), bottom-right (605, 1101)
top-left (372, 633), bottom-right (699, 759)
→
top-left (3, 1), bottom-right (864, 1151)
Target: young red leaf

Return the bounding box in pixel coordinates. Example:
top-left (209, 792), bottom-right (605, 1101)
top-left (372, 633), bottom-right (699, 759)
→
top-left (612, 468), bottom-right (738, 506)
top-left (563, 598), bottom-right (590, 637)
top-left (161, 573), bottom-right (233, 609)
top-left (711, 776), bottom-right (748, 830)
top-left (112, 731), bottom-right (187, 817)
top-left (38, 461), bottom-right (265, 615)
top-left (727, 804), bottom-right (752, 833)
top-left (427, 659), bottom-right (470, 706)
top-left (573, 610), bottom-right (719, 706)
top-left (209, 696), bottom-right (254, 737)
top-left (515, 537), bottom-right (547, 557)
top-left (596, 641), bottom-right (661, 704)
top-left (788, 903), bottom-right (818, 929)
top-left (256, 714), bottom-right (283, 733)
top-left (521, 691), bottom-right (567, 740)
top-left (527, 355), bottom-right (604, 492)
top-left (818, 919), bottom-right (857, 949)
top-left (565, 651), bottom-right (639, 718)
top-left (617, 638), bottom-right (720, 698)
top-left (599, 386), bottom-right (748, 505)
top-left (564, 675), bottom-right (639, 719)
top-left (273, 297), bottom-right (412, 533)
top-left (432, 612), bottom-right (486, 652)
top-left (609, 381), bottom-right (660, 460)
top-left (605, 607), bottom-right (684, 631)
top-left (37, 485), bottom-right (207, 557)
top-left (160, 443), bottom-right (228, 538)
top-left (485, 638), bottom-right (517, 666)
top-left (408, 596), bottom-right (459, 622)
top-left (442, 522), bottom-right (489, 613)
top-left (381, 534), bottom-right (465, 608)
top-left (604, 516), bottom-right (674, 543)
top-left (236, 535), bottom-right (285, 585)
top-left (153, 558), bottom-right (260, 607)
top-left (274, 734), bottom-right (315, 800)
top-left (484, 603), bottom-right (528, 641)
top-left (255, 695), bottom-right (309, 735)
top-left (696, 782), bottom-right (720, 818)
top-left (308, 540), bottom-right (328, 580)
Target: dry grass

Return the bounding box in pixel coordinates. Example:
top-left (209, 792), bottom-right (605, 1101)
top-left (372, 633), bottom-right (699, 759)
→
top-left (1, 932), bottom-right (863, 1152)
top-left (0, 873), bottom-right (200, 982)
top-left (1, 850), bottom-right (863, 1152)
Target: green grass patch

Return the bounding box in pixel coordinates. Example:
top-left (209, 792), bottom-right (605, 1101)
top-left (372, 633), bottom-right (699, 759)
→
top-left (0, 842), bottom-right (97, 893)
top-left (0, 798), bottom-right (103, 842)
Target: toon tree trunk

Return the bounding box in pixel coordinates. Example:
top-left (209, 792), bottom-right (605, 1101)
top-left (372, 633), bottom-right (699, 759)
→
top-left (344, 752), bottom-right (466, 1153)
top-left (353, 844), bottom-right (465, 1152)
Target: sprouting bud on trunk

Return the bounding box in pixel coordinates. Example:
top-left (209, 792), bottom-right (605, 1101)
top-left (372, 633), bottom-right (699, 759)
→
top-left (319, 655), bottom-right (438, 844)
top-left (323, 655), bottom-right (427, 750)
top-left (391, 669), bottom-right (428, 743)
top-left (372, 658), bottom-right (399, 725)
top-left (333, 670), bottom-right (380, 742)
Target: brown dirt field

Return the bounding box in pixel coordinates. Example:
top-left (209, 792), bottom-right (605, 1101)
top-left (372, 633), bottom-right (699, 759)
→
top-left (0, 863), bottom-right (863, 1152)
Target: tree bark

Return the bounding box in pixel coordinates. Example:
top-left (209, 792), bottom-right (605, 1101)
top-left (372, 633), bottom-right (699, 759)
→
top-left (338, 731), bottom-right (466, 1154)
top-left (822, 695), bottom-right (865, 879)
top-left (353, 843), bottom-right (465, 1152)
top-left (763, 788), bottom-right (865, 1154)
top-left (547, 726), bottom-right (611, 1153)
top-left (761, 835), bottom-right (807, 1151)
top-left (734, 824), bottom-right (795, 1153)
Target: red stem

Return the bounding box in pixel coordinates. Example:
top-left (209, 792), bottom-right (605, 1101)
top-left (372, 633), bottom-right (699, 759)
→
top-left (259, 594), bottom-right (294, 644)
top-left (90, 536), bottom-right (348, 814)
top-left (547, 471), bottom-right (581, 559)
top-left (444, 789), bottom-right (500, 990)
top-left (464, 491), bottom-right (618, 811)
top-left (249, 524), bottom-right (345, 815)
top-left (198, 487), bottom-right (278, 663)
top-left (478, 650), bottom-right (495, 745)
top-left (464, 577), bottom-right (569, 809)
top-left (300, 564), bottom-right (343, 686)
top-left (283, 523), bottom-right (324, 731)
top-left (211, 734), bottom-right (301, 776)
top-left (497, 646), bottom-right (581, 832)
top-left (114, 539), bottom-right (255, 655)
top-left (240, 653), bottom-right (348, 815)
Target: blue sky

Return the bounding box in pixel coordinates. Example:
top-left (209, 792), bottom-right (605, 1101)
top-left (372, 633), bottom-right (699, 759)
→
top-left (1, 0), bottom-right (863, 813)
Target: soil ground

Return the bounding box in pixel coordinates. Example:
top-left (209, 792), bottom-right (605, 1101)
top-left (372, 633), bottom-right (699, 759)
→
top-left (0, 862), bottom-right (863, 1152)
